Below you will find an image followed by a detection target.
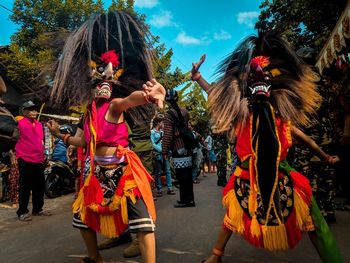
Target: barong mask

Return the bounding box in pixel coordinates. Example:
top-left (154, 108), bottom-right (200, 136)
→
top-left (51, 11), bottom-right (155, 117)
top-left (94, 80), bottom-right (113, 100)
top-left (89, 50), bottom-right (124, 85)
top-left (208, 31), bottom-right (321, 136)
top-left (89, 50), bottom-right (124, 100)
top-left (248, 56), bottom-right (282, 97)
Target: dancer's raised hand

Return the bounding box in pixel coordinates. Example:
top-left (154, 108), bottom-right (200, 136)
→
top-left (191, 54), bottom-right (206, 81)
top-left (142, 79), bottom-right (166, 109)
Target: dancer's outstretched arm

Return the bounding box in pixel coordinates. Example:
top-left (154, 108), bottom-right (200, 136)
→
top-left (109, 78), bottom-right (165, 116)
top-left (291, 126), bottom-right (339, 164)
top-left (191, 54), bottom-right (211, 93)
top-left (46, 121), bottom-right (86, 148)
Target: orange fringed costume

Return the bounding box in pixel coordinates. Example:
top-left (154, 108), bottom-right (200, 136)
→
top-left (72, 101), bottom-right (156, 238)
top-left (223, 114), bottom-right (314, 251)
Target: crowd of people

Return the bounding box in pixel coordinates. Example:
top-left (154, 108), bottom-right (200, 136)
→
top-left (0, 9), bottom-right (349, 263)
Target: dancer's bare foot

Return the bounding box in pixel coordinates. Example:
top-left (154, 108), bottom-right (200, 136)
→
top-left (202, 254), bottom-right (222, 263)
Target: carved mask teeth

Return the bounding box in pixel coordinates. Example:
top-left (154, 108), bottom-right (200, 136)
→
top-left (95, 81), bottom-right (112, 98)
top-left (249, 83), bottom-right (271, 96)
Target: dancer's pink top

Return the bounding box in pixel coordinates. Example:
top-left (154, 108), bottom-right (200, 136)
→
top-left (84, 101), bottom-right (129, 148)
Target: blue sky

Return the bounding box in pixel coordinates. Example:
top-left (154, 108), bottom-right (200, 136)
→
top-left (0, 0), bottom-right (262, 82)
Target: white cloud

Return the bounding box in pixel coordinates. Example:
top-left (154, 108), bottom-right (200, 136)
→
top-left (150, 11), bottom-right (174, 28)
top-left (134, 0), bottom-right (158, 8)
top-left (237, 11), bottom-right (259, 28)
top-left (175, 32), bottom-right (201, 45)
top-left (213, 30), bottom-right (232, 41)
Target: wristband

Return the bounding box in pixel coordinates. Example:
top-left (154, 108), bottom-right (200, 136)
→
top-left (63, 134), bottom-right (72, 145)
top-left (324, 154), bottom-right (332, 162)
top-left (142, 91), bottom-right (154, 104)
top-left (212, 247), bottom-right (224, 257)
top-left (191, 72), bottom-right (201, 81)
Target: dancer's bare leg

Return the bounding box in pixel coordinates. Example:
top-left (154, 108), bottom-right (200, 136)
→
top-left (80, 229), bottom-right (103, 263)
top-left (138, 231), bottom-right (156, 263)
top-left (208, 161), bottom-right (212, 173)
top-left (203, 226), bottom-right (232, 263)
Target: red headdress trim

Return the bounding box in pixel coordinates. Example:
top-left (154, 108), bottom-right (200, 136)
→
top-left (250, 56), bottom-right (270, 70)
top-left (101, 50), bottom-right (120, 68)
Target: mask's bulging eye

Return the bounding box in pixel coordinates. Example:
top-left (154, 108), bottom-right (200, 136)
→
top-left (97, 66), bottom-right (104, 73)
top-left (90, 51), bottom-right (123, 82)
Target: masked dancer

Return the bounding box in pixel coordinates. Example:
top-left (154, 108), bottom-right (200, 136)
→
top-left (191, 32), bottom-right (342, 263)
top-left (46, 11), bottom-right (165, 263)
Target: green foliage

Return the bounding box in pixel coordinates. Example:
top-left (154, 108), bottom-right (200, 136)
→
top-left (3, 0), bottom-right (190, 119)
top-left (1, 0), bottom-right (104, 91)
top-left (109, 0), bottom-right (133, 11)
top-left (256, 0), bottom-right (348, 50)
top-left (153, 46), bottom-right (187, 89)
top-left (11, 0), bottom-right (104, 52)
top-left (0, 44), bottom-right (53, 84)
top-left (179, 82), bottom-right (210, 135)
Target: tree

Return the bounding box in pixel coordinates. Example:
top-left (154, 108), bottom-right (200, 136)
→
top-left (152, 43), bottom-right (188, 90)
top-left (1, 0), bottom-right (187, 105)
top-left (256, 0), bottom-right (348, 50)
top-left (0, 0), bottom-right (104, 96)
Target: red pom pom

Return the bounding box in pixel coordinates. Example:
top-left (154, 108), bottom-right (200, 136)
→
top-left (101, 50), bottom-right (120, 68)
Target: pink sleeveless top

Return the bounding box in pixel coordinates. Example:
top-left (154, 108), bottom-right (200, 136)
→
top-left (84, 101), bottom-right (129, 148)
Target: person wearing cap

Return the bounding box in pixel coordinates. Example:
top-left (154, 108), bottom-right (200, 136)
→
top-left (15, 100), bottom-right (51, 221)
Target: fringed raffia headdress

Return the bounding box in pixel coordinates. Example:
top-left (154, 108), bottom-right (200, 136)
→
top-left (208, 31), bottom-right (321, 139)
top-left (51, 10), bottom-right (155, 121)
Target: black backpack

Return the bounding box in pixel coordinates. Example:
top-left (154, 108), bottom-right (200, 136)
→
top-left (0, 106), bottom-right (19, 152)
top-left (168, 101), bottom-right (197, 151)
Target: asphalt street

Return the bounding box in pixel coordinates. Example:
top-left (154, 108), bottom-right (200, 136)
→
top-left (0, 172), bottom-right (349, 263)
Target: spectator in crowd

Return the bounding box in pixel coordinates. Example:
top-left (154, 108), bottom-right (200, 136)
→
top-left (189, 123), bottom-right (203, 184)
top-left (16, 100), bottom-right (51, 221)
top-left (212, 127), bottom-right (228, 187)
top-left (0, 76), bottom-right (19, 207)
top-left (204, 131), bottom-right (216, 173)
top-left (66, 118), bottom-right (85, 199)
top-left (228, 138), bottom-right (238, 176)
top-left (52, 124), bottom-right (73, 163)
top-left (163, 89), bottom-right (195, 208)
top-left (151, 115), bottom-right (175, 197)
top-left (294, 82), bottom-right (338, 223)
top-left (8, 150), bottom-right (19, 207)
top-left (329, 80), bottom-right (350, 211)
top-left (0, 151), bottom-right (11, 202)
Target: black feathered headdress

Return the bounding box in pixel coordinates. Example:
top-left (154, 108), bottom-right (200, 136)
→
top-left (209, 31), bottom-right (321, 137)
top-left (51, 10), bottom-right (155, 120)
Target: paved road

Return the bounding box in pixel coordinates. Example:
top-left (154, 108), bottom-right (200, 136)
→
top-left (0, 173), bottom-right (349, 263)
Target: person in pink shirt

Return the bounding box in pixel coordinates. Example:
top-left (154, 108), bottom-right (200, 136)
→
top-left (15, 100), bottom-right (51, 221)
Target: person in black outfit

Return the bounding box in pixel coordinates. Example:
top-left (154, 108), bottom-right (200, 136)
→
top-left (162, 89), bottom-right (195, 208)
